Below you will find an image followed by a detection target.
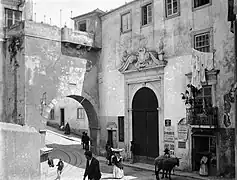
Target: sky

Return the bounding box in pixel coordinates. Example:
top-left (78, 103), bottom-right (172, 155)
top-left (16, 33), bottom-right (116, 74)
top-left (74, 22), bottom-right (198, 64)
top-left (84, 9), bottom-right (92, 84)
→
top-left (33, 0), bottom-right (131, 28)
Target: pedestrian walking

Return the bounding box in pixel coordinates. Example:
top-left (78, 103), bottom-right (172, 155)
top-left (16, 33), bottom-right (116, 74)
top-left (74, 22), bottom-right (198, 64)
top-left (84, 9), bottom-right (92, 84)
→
top-left (105, 141), bottom-right (113, 165)
top-left (55, 159), bottom-right (64, 180)
top-left (83, 150), bottom-right (102, 180)
top-left (84, 132), bottom-right (90, 151)
top-left (64, 122), bottom-right (70, 135)
top-left (82, 132), bottom-right (86, 149)
top-left (130, 141), bottom-right (135, 164)
top-left (47, 157), bottom-right (54, 167)
top-left (111, 148), bottom-right (124, 179)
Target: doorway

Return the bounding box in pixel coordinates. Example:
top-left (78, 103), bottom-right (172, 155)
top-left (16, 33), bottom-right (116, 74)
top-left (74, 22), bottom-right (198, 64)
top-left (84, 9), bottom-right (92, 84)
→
top-left (132, 87), bottom-right (159, 160)
top-left (192, 130), bottom-right (217, 175)
top-left (107, 130), bottom-right (114, 148)
top-left (60, 108), bottom-right (65, 126)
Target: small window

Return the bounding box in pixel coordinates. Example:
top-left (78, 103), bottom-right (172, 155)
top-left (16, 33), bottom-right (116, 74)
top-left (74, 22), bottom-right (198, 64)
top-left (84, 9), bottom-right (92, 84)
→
top-left (165, 119), bottom-right (171, 126)
top-left (193, 0), bottom-right (210, 9)
top-left (121, 12), bottom-right (131, 32)
top-left (118, 116), bottom-right (124, 142)
top-left (77, 108), bottom-right (85, 119)
top-left (77, 20), bottom-right (87, 32)
top-left (50, 109), bottom-right (55, 120)
top-left (165, 0), bottom-right (179, 17)
top-left (194, 31), bottom-right (210, 52)
top-left (142, 3), bottom-right (152, 26)
top-left (5, 8), bottom-right (22, 28)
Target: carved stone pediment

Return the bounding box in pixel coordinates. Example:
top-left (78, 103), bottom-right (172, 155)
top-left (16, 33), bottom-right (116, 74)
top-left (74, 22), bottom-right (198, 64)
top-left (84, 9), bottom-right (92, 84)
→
top-left (118, 47), bottom-right (167, 73)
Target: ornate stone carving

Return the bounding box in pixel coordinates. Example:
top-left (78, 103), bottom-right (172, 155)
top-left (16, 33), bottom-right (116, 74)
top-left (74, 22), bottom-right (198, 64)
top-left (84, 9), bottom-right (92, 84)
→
top-left (118, 47), bottom-right (167, 73)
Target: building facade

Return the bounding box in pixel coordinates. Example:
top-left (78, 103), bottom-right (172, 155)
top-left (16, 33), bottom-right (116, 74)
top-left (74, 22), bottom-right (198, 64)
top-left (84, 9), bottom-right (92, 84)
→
top-left (91, 0), bottom-right (235, 177)
top-left (48, 97), bottom-right (89, 134)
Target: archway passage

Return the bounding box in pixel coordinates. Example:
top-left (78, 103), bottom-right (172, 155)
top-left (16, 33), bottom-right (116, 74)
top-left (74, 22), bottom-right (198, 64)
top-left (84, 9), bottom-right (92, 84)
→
top-left (67, 95), bottom-right (99, 153)
top-left (132, 87), bottom-right (159, 159)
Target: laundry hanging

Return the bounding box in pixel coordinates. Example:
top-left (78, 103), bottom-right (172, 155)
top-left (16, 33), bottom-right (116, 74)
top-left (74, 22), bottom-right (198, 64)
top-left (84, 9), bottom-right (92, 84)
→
top-left (191, 49), bottom-right (214, 90)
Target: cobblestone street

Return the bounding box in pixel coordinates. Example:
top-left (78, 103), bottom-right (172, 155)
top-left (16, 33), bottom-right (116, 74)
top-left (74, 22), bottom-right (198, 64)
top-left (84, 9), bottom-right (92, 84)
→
top-left (44, 129), bottom-right (195, 180)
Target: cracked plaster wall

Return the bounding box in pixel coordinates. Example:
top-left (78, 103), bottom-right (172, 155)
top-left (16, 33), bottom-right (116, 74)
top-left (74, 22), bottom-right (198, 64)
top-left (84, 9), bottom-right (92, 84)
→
top-left (100, 0), bottom-right (235, 175)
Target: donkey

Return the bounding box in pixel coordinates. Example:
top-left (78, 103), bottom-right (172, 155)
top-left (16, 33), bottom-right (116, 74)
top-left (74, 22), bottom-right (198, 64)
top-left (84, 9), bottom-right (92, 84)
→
top-left (154, 156), bottom-right (180, 180)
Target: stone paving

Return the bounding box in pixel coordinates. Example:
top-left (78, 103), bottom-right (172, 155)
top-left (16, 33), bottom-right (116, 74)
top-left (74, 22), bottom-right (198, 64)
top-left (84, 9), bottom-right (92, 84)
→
top-left (44, 126), bottom-right (235, 180)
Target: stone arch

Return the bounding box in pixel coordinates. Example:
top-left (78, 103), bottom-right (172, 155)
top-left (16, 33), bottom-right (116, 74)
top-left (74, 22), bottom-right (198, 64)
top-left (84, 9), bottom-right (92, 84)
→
top-left (131, 86), bottom-right (159, 158)
top-left (129, 83), bottom-right (161, 110)
top-left (43, 94), bottom-right (100, 153)
top-left (127, 81), bottom-right (164, 158)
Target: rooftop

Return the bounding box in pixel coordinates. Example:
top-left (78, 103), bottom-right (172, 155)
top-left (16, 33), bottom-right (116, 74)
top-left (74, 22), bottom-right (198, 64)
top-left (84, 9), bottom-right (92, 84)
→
top-left (71, 8), bottom-right (105, 20)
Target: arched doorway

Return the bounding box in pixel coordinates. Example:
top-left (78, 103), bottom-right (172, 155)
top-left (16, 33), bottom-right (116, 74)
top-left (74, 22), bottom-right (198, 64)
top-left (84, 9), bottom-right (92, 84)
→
top-left (132, 87), bottom-right (159, 159)
top-left (44, 95), bottom-right (100, 153)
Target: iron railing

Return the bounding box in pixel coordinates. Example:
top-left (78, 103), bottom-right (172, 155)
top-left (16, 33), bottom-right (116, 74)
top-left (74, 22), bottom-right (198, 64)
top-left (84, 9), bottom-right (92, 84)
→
top-left (186, 106), bottom-right (218, 126)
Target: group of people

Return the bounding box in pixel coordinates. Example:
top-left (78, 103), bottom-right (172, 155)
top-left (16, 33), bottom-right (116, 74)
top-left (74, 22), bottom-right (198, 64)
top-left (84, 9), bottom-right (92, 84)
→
top-left (47, 158), bottom-right (64, 180)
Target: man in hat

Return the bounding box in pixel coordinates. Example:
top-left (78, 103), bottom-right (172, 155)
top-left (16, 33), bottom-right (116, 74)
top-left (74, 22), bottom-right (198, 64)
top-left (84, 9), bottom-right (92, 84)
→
top-left (83, 150), bottom-right (101, 180)
top-left (164, 148), bottom-right (171, 158)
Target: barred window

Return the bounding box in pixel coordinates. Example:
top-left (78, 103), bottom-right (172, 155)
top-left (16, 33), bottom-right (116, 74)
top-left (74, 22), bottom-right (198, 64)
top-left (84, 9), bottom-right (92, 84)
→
top-left (165, 0), bottom-right (179, 17)
top-left (142, 3), bottom-right (152, 26)
top-left (194, 32), bottom-right (210, 52)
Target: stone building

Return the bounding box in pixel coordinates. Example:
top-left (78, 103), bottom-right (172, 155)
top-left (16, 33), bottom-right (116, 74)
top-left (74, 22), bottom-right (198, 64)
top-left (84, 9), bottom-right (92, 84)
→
top-left (0, 0), bottom-right (236, 179)
top-left (48, 97), bottom-right (89, 134)
top-left (85, 0), bottom-right (233, 177)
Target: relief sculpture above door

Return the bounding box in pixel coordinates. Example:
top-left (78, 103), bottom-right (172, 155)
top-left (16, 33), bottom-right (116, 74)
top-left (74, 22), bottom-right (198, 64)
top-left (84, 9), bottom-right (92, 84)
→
top-left (118, 47), bottom-right (167, 73)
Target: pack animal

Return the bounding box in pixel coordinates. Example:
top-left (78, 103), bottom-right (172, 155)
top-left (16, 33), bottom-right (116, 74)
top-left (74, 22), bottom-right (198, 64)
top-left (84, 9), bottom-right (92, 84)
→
top-left (154, 156), bottom-right (180, 180)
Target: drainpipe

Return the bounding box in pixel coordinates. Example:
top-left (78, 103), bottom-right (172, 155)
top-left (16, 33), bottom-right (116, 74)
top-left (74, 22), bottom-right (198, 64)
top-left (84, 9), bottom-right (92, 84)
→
top-left (235, 19), bottom-right (237, 179)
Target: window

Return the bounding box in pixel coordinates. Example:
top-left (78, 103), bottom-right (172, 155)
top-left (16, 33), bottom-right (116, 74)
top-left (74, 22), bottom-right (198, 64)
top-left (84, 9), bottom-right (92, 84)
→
top-left (194, 31), bottom-right (210, 52)
top-left (165, 0), bottom-right (179, 17)
top-left (193, 0), bottom-right (210, 9)
top-left (77, 108), bottom-right (85, 119)
top-left (121, 12), bottom-right (131, 32)
top-left (50, 109), bottom-right (55, 120)
top-left (5, 8), bottom-right (22, 28)
top-left (118, 116), bottom-right (124, 142)
top-left (77, 20), bottom-right (87, 32)
top-left (195, 86), bottom-right (212, 114)
top-left (165, 119), bottom-right (171, 126)
top-left (142, 3), bottom-right (152, 26)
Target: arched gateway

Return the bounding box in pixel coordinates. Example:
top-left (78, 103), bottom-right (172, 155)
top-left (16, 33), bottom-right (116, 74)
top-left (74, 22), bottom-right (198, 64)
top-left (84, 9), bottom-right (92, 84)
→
top-left (132, 87), bottom-right (159, 159)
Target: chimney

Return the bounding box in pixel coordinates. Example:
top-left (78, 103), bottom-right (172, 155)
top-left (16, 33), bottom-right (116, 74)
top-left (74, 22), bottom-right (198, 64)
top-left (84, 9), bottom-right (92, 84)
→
top-left (23, 0), bottom-right (33, 21)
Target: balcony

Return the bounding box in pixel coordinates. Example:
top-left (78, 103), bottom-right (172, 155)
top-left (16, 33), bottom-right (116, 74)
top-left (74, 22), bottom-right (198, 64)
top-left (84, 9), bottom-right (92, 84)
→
top-left (186, 106), bottom-right (218, 127)
top-left (2, 0), bottom-right (25, 6)
top-left (61, 27), bottom-right (94, 47)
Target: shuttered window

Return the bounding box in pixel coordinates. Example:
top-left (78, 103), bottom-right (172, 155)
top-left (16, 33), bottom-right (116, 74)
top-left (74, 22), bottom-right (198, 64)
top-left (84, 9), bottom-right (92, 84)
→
top-left (121, 12), bottom-right (131, 32)
top-left (142, 3), bottom-right (152, 26)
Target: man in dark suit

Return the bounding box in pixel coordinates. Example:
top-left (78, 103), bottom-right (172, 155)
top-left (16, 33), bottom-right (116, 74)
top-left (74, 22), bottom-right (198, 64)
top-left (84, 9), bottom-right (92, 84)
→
top-left (83, 150), bottom-right (101, 180)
